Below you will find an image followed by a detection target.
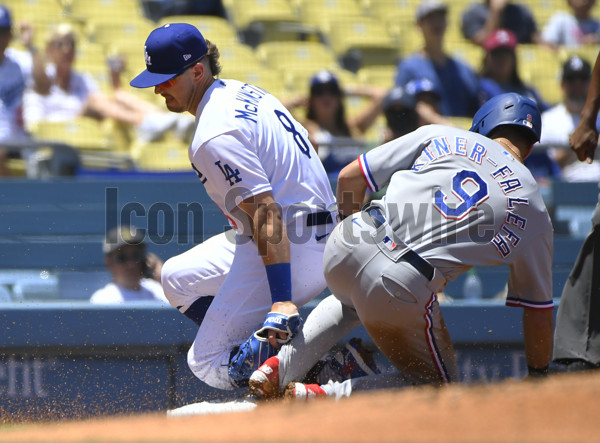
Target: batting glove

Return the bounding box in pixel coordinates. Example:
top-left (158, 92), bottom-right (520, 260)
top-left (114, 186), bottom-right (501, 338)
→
top-left (254, 312), bottom-right (302, 344)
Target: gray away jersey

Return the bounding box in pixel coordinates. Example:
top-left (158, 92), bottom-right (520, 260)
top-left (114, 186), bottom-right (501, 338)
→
top-left (359, 125), bottom-right (553, 309)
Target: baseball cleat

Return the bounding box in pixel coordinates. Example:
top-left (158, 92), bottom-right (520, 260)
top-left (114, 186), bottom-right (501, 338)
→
top-left (312, 337), bottom-right (380, 385)
top-left (248, 356), bottom-right (281, 400)
top-left (284, 382), bottom-right (327, 400)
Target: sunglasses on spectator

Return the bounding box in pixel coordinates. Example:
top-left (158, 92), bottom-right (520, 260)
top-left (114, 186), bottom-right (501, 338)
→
top-left (113, 251), bottom-right (145, 264)
top-left (157, 54), bottom-right (206, 89)
top-left (564, 75), bottom-right (589, 82)
top-left (311, 84), bottom-right (341, 96)
top-left (51, 39), bottom-right (75, 49)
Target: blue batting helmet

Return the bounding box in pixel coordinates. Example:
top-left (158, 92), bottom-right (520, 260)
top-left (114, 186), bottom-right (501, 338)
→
top-left (470, 93), bottom-right (541, 142)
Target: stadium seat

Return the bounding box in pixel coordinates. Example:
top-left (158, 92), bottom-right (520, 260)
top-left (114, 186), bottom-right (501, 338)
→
top-left (327, 16), bottom-right (400, 72)
top-left (224, 0), bottom-right (304, 46)
top-left (86, 18), bottom-right (155, 50)
top-left (220, 65), bottom-right (288, 99)
top-left (4, 0), bottom-right (65, 23)
top-left (29, 117), bottom-right (114, 151)
top-left (69, 0), bottom-right (145, 24)
top-left (256, 41), bottom-right (339, 91)
top-left (299, 0), bottom-right (364, 33)
top-left (362, 0), bottom-right (416, 20)
top-left (516, 44), bottom-right (563, 105)
top-left (256, 40), bottom-right (338, 70)
top-left (362, 0), bottom-right (417, 55)
top-left (130, 140), bottom-right (191, 172)
top-left (357, 65), bottom-right (397, 89)
top-left (217, 42), bottom-right (265, 76)
top-left (4, 0), bottom-right (67, 48)
top-left (158, 15), bottom-right (241, 46)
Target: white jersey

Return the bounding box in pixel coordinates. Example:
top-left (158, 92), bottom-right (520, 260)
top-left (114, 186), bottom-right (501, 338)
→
top-left (540, 103), bottom-right (600, 182)
top-left (360, 124), bottom-right (553, 308)
top-left (189, 79), bottom-right (335, 235)
top-left (23, 65), bottom-right (99, 126)
top-left (90, 279), bottom-right (168, 304)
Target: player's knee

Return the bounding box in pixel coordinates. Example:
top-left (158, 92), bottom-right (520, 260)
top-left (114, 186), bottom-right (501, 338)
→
top-left (160, 256), bottom-right (182, 303)
top-left (187, 347), bottom-right (238, 390)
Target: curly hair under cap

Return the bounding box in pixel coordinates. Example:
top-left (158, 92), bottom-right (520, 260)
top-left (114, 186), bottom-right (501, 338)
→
top-left (205, 39), bottom-right (222, 76)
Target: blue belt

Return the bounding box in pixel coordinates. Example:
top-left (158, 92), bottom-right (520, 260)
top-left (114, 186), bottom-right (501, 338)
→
top-left (367, 208), bottom-right (434, 281)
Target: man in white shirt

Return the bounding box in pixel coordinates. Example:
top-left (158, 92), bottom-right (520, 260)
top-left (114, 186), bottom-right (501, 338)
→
top-left (540, 54), bottom-right (600, 182)
top-left (90, 225), bottom-right (168, 305)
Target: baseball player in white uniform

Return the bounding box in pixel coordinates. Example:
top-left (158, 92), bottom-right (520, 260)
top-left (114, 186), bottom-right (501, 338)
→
top-left (250, 93), bottom-right (555, 399)
top-left (130, 23), bottom-right (336, 390)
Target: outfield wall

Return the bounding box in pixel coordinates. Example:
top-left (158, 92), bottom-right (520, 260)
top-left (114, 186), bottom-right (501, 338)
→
top-left (0, 301), bottom-right (558, 420)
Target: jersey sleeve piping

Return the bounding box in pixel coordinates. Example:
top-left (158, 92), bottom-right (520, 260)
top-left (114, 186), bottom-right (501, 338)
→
top-left (358, 153), bottom-right (378, 192)
top-left (505, 297), bottom-right (554, 309)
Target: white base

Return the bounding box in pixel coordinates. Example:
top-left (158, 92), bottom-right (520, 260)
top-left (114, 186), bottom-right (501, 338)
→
top-left (166, 399), bottom-right (258, 417)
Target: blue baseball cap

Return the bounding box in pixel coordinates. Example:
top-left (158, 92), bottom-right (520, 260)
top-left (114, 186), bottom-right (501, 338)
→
top-left (130, 23), bottom-right (207, 89)
top-left (0, 5), bottom-right (12, 29)
top-left (405, 78), bottom-right (441, 98)
top-left (309, 70), bottom-right (341, 95)
top-left (383, 86), bottom-right (415, 111)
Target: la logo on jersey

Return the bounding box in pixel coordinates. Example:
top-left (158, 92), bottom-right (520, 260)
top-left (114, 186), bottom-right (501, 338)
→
top-left (144, 46), bottom-right (151, 66)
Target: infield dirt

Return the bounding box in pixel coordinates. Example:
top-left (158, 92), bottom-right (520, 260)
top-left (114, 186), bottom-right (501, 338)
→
top-left (0, 370), bottom-right (598, 442)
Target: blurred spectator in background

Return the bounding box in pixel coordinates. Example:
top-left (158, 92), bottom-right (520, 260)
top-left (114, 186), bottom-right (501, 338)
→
top-left (404, 77), bottom-right (452, 126)
top-left (539, 54), bottom-right (600, 181)
top-left (366, 84), bottom-right (421, 201)
top-left (90, 225), bottom-right (167, 304)
top-left (478, 29), bottom-right (557, 183)
top-left (23, 23), bottom-right (193, 145)
top-left (381, 85), bottom-right (420, 143)
top-left (542, 0), bottom-right (600, 49)
top-left (301, 70), bottom-right (385, 143)
top-left (395, 0), bottom-right (480, 118)
top-left (0, 5), bottom-right (44, 176)
top-left (461, 0), bottom-right (541, 46)
top-left (478, 29), bottom-right (550, 111)
top-left (289, 70), bottom-right (386, 174)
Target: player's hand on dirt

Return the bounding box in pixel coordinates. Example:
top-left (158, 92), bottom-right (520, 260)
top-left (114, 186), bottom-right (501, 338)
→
top-left (570, 122), bottom-right (598, 164)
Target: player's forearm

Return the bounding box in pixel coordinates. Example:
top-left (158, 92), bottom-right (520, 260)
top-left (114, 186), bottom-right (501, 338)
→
top-left (246, 197), bottom-right (290, 265)
top-left (471, 0), bottom-right (505, 45)
top-left (241, 194), bottom-right (293, 305)
top-left (580, 52), bottom-right (600, 125)
top-left (522, 307), bottom-right (554, 370)
top-left (337, 159), bottom-right (368, 219)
